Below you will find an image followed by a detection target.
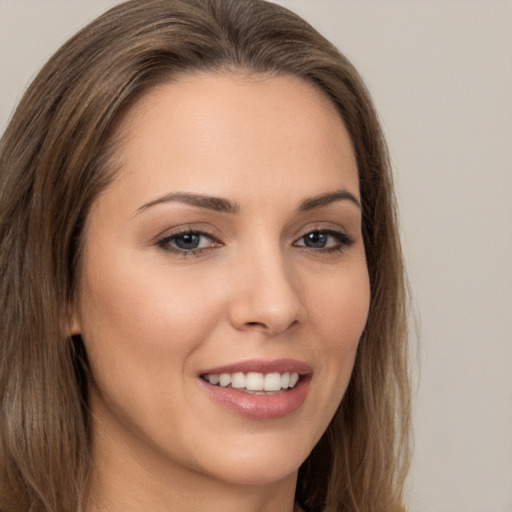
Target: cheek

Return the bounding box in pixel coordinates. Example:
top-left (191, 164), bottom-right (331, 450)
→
top-left (76, 248), bottom-right (225, 394)
top-left (303, 257), bottom-right (370, 418)
top-left (310, 259), bottom-right (370, 353)
top-left (75, 253), bottom-right (231, 458)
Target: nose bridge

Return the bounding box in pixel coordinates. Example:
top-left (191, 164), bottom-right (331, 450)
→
top-left (229, 238), bottom-right (305, 335)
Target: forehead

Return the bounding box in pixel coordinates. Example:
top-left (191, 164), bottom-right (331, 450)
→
top-left (104, 71), bottom-right (359, 211)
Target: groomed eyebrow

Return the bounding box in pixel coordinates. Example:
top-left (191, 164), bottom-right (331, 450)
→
top-left (137, 192), bottom-right (240, 214)
top-left (136, 188), bottom-right (360, 215)
top-left (298, 189), bottom-right (361, 211)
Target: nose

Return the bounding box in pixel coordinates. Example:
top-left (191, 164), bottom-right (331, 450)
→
top-left (228, 247), bottom-right (306, 336)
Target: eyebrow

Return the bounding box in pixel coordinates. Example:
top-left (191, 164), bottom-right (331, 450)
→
top-left (298, 189), bottom-right (361, 211)
top-left (136, 188), bottom-right (360, 215)
top-left (137, 192), bottom-right (240, 214)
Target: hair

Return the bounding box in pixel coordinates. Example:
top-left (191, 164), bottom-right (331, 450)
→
top-left (0, 1), bottom-right (410, 511)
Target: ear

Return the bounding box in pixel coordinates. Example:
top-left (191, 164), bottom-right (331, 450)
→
top-left (66, 303), bottom-right (81, 337)
top-left (68, 318), bottom-right (81, 336)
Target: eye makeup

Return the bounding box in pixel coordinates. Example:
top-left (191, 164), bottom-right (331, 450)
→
top-left (156, 227), bottom-right (222, 256)
top-left (293, 229), bottom-right (354, 253)
top-left (155, 225), bottom-right (354, 259)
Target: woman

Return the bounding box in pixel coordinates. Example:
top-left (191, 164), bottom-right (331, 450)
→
top-left (0, 1), bottom-right (410, 511)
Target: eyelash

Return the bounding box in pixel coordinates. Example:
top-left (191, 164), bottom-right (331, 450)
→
top-left (156, 229), bottom-right (219, 256)
top-left (294, 229), bottom-right (354, 253)
top-left (156, 228), bottom-right (354, 256)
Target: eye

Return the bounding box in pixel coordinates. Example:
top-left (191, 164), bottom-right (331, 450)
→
top-left (294, 229), bottom-right (354, 252)
top-left (156, 229), bottom-right (220, 255)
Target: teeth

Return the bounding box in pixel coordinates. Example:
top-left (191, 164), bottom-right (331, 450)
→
top-left (219, 373), bottom-right (231, 387)
top-left (204, 371), bottom-right (300, 391)
top-left (264, 372), bottom-right (282, 391)
top-left (246, 372), bottom-right (264, 391)
top-left (231, 372), bottom-right (245, 389)
top-left (208, 374), bottom-right (220, 385)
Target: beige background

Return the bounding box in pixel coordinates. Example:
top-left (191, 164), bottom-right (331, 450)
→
top-left (1, 1), bottom-right (511, 511)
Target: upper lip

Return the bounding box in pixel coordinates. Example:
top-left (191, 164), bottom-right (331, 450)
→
top-left (199, 358), bottom-right (312, 376)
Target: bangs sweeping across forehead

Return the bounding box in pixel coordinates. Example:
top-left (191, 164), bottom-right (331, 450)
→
top-left (0, 1), bottom-right (410, 511)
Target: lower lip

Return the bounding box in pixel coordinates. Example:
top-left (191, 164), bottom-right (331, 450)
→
top-left (198, 376), bottom-right (311, 420)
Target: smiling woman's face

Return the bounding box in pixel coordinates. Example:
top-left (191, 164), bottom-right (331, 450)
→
top-left (72, 73), bottom-right (370, 495)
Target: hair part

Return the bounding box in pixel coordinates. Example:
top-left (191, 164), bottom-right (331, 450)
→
top-left (0, 1), bottom-right (410, 510)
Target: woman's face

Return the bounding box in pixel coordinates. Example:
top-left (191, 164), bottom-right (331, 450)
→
top-left (72, 73), bottom-right (370, 488)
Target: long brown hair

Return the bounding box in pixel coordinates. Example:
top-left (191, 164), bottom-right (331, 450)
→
top-left (0, 1), bottom-right (410, 510)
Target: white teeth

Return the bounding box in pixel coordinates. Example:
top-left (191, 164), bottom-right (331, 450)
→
top-left (219, 373), bottom-right (231, 387)
top-left (231, 372), bottom-right (246, 389)
top-left (204, 371), bottom-right (301, 391)
top-left (208, 374), bottom-right (220, 385)
top-left (245, 372), bottom-right (264, 391)
top-left (264, 372), bottom-right (282, 391)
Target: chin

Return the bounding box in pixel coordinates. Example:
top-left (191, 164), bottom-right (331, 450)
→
top-left (190, 427), bottom-right (316, 487)
top-left (206, 455), bottom-right (302, 487)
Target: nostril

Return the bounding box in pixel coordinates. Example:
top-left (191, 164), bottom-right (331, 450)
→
top-left (243, 319), bottom-right (301, 335)
top-left (244, 321), bottom-right (270, 332)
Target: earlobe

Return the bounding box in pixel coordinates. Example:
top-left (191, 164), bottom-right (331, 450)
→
top-left (68, 318), bottom-right (81, 336)
top-left (67, 307), bottom-right (81, 336)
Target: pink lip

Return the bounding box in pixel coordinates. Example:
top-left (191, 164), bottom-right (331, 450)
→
top-left (199, 358), bottom-right (312, 376)
top-left (198, 359), bottom-right (312, 420)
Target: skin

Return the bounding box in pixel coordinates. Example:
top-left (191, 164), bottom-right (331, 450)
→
top-left (71, 72), bottom-right (370, 512)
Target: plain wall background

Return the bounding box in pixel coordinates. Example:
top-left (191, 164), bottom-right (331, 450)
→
top-left (1, 1), bottom-right (511, 511)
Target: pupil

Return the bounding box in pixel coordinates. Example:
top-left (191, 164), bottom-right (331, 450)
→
top-left (175, 233), bottom-right (200, 249)
top-left (305, 232), bottom-right (327, 248)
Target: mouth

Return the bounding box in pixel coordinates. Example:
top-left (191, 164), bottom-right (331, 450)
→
top-left (201, 371), bottom-right (300, 395)
top-left (198, 359), bottom-right (312, 420)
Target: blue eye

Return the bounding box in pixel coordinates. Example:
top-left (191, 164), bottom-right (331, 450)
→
top-left (157, 230), bottom-right (217, 254)
top-left (303, 232), bottom-right (329, 248)
top-left (173, 232), bottom-right (202, 250)
top-left (295, 230), bottom-right (353, 252)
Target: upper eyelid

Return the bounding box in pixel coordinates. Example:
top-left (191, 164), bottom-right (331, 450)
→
top-left (156, 230), bottom-right (350, 257)
top-left (290, 222), bottom-right (352, 240)
top-left (158, 225), bottom-right (348, 238)
top-left (154, 224), bottom-right (222, 243)
top-left (153, 221), bottom-right (354, 247)
top-left (155, 230), bottom-right (221, 256)
top-left (294, 228), bottom-right (353, 244)
top-left (157, 229), bottom-right (218, 245)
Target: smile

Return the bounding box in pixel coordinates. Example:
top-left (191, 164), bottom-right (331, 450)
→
top-left (198, 359), bottom-right (312, 420)
top-left (201, 371), bottom-right (300, 394)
